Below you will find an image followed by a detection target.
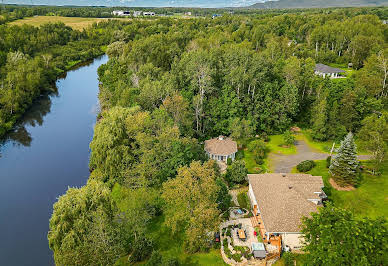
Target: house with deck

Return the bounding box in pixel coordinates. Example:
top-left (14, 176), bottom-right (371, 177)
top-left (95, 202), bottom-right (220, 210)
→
top-left (204, 136), bottom-right (237, 162)
top-left (315, 63), bottom-right (345, 78)
top-left (248, 173), bottom-right (326, 250)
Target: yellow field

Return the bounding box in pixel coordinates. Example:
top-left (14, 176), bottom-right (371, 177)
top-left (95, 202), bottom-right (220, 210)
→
top-left (9, 16), bottom-right (129, 30)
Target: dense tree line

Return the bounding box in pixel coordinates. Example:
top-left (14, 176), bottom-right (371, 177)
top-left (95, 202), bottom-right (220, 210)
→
top-left (0, 19), bottom-right (132, 137)
top-left (49, 8), bottom-right (388, 265)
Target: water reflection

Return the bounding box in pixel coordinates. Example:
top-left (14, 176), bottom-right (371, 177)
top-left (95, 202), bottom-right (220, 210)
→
top-left (0, 90), bottom-right (57, 149)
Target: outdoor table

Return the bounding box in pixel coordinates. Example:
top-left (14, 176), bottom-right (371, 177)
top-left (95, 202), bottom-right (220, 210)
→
top-left (238, 229), bottom-right (246, 240)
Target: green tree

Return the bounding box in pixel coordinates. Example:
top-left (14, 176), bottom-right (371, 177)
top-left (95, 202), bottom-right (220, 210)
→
top-left (302, 203), bottom-right (388, 266)
top-left (329, 132), bottom-right (359, 186)
top-left (225, 160), bottom-right (248, 185)
top-left (48, 180), bottom-right (128, 266)
top-left (229, 117), bottom-right (255, 140)
top-left (358, 112), bottom-right (388, 173)
top-left (162, 161), bottom-right (220, 253)
top-left (215, 177), bottom-right (232, 212)
top-left (247, 139), bottom-right (268, 164)
top-left (283, 130), bottom-right (295, 146)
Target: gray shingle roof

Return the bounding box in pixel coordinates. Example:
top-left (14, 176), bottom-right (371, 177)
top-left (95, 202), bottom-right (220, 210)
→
top-left (315, 63), bottom-right (345, 74)
top-left (248, 174), bottom-right (324, 233)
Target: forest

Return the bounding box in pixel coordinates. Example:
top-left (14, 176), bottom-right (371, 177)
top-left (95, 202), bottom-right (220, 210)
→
top-left (44, 6), bottom-right (388, 266)
top-left (0, 15), bottom-right (135, 136)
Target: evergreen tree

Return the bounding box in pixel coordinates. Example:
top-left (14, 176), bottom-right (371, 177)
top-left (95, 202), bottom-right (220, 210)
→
top-left (329, 132), bottom-right (359, 186)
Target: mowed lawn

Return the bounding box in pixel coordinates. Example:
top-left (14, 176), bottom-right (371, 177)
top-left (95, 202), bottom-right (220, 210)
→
top-left (302, 160), bottom-right (388, 219)
top-left (241, 134), bottom-right (296, 173)
top-left (9, 16), bottom-right (127, 30)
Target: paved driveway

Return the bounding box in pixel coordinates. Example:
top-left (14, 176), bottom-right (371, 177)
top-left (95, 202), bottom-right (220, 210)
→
top-left (270, 140), bottom-right (371, 173)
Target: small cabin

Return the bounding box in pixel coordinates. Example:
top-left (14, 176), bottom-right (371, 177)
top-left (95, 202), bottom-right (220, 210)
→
top-left (204, 136), bottom-right (237, 162)
top-left (315, 63), bottom-right (345, 78)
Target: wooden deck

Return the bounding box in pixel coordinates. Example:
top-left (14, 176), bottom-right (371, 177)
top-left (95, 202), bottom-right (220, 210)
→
top-left (251, 214), bottom-right (282, 261)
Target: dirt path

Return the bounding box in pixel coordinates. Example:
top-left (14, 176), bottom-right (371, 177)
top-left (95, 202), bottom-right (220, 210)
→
top-left (270, 139), bottom-right (371, 173)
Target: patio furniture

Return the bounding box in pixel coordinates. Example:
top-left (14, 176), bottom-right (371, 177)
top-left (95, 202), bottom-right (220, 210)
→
top-left (238, 229), bottom-right (246, 240)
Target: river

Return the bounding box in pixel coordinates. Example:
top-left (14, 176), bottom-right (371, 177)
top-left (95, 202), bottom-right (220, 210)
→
top-left (0, 55), bottom-right (108, 266)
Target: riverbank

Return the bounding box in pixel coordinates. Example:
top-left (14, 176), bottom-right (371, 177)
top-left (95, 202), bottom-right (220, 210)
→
top-left (0, 55), bottom-right (108, 265)
top-left (0, 48), bottom-right (105, 140)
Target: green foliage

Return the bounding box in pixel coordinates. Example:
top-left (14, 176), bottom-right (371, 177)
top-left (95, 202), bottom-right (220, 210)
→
top-left (162, 161), bottom-right (220, 253)
top-left (216, 178), bottom-right (232, 212)
top-left (358, 112), bottom-right (388, 173)
top-left (237, 191), bottom-right (250, 210)
top-left (247, 139), bottom-right (268, 164)
top-left (283, 252), bottom-right (296, 266)
top-left (225, 160), bottom-right (248, 185)
top-left (329, 132), bottom-right (359, 186)
top-left (48, 180), bottom-right (128, 266)
top-left (297, 160), bottom-right (316, 172)
top-left (302, 203), bottom-right (388, 266)
top-left (282, 130), bottom-right (295, 146)
top-left (229, 117), bottom-right (255, 140)
top-left (326, 156), bottom-right (331, 168)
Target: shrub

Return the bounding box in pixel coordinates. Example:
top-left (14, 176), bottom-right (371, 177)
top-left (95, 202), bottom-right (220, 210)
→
top-left (297, 160), bottom-right (316, 172)
top-left (283, 130), bottom-right (295, 146)
top-left (326, 156), bottom-right (331, 168)
top-left (232, 253), bottom-right (242, 262)
top-left (130, 235), bottom-right (153, 262)
top-left (283, 252), bottom-right (296, 266)
top-left (226, 228), bottom-right (232, 237)
top-left (237, 192), bottom-right (250, 210)
top-left (247, 139), bottom-right (268, 164)
top-left (225, 160), bottom-right (248, 185)
top-left (227, 158), bottom-right (232, 165)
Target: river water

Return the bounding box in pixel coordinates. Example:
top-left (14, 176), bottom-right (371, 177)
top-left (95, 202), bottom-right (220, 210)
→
top-left (0, 55), bottom-right (108, 266)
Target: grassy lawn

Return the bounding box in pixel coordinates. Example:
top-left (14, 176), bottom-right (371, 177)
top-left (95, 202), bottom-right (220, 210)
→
top-left (240, 134), bottom-right (296, 173)
top-left (9, 16), bottom-right (127, 30)
top-left (273, 253), bottom-right (307, 266)
top-left (298, 160), bottom-right (388, 219)
top-left (146, 215), bottom-right (226, 265)
top-left (298, 130), bottom-right (369, 155)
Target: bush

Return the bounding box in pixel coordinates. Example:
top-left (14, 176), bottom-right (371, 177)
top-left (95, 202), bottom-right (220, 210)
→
top-left (237, 192), bottom-right (250, 210)
top-left (232, 253), bottom-right (242, 262)
top-left (226, 228), bottom-right (232, 237)
top-left (225, 160), bottom-right (248, 185)
top-left (130, 235), bottom-right (153, 262)
top-left (247, 139), bottom-right (268, 164)
top-left (326, 156), bottom-right (331, 168)
top-left (283, 252), bottom-right (296, 266)
top-left (297, 160), bottom-right (316, 172)
top-left (227, 158), bottom-right (232, 165)
top-left (283, 130), bottom-right (295, 146)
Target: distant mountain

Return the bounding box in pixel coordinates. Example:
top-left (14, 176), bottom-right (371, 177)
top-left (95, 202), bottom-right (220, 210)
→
top-left (250, 0), bottom-right (388, 9)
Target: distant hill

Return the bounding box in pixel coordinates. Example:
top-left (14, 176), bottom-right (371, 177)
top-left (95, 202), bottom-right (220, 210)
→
top-left (250, 0), bottom-right (388, 9)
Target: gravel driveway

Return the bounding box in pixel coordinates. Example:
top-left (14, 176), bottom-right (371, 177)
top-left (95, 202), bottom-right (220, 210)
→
top-left (270, 140), bottom-right (371, 173)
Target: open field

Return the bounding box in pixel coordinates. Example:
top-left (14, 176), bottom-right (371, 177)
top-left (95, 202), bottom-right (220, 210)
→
top-left (9, 16), bottom-right (129, 30)
top-left (296, 160), bottom-right (388, 219)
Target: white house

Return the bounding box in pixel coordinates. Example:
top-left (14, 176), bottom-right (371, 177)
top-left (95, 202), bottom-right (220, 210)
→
top-left (112, 10), bottom-right (131, 16)
top-left (315, 63), bottom-right (345, 78)
top-left (204, 136), bottom-right (237, 162)
top-left (143, 12), bottom-right (155, 16)
top-left (248, 173), bottom-right (326, 250)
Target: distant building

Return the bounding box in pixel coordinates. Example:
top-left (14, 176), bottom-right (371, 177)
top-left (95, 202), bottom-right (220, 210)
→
top-left (143, 12), bottom-right (155, 16)
top-left (315, 63), bottom-right (345, 78)
top-left (184, 12), bottom-right (192, 16)
top-left (204, 136), bottom-right (237, 162)
top-left (212, 14), bottom-right (221, 19)
top-left (133, 11), bottom-right (142, 17)
top-left (112, 10), bottom-right (131, 16)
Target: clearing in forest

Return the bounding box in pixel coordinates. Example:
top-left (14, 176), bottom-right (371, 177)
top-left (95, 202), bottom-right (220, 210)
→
top-left (9, 16), bottom-right (128, 30)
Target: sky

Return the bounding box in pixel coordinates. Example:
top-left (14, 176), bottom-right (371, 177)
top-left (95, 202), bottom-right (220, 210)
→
top-left (3, 0), bottom-right (267, 8)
